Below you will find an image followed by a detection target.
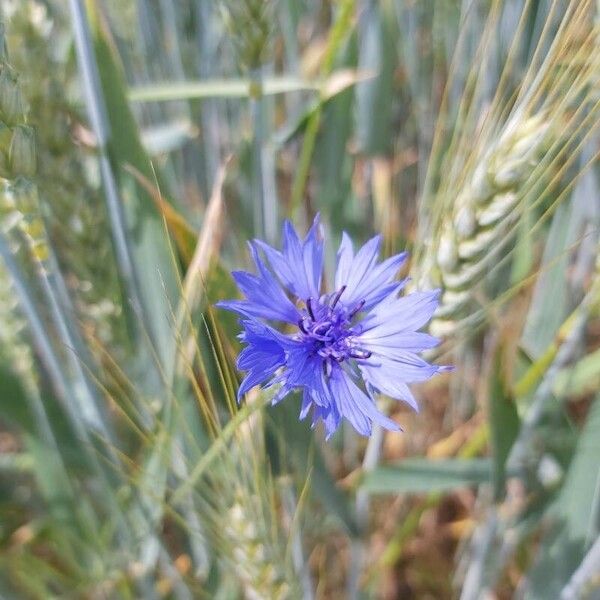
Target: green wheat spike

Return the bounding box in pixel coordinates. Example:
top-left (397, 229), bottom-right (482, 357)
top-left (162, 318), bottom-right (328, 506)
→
top-left (414, 1), bottom-right (599, 338)
top-left (431, 113), bottom-right (551, 336)
top-left (219, 0), bottom-right (277, 71)
top-left (210, 416), bottom-right (300, 600)
top-left (223, 492), bottom-right (292, 600)
top-left (4, 3), bottom-right (122, 342)
top-left (0, 22), bottom-right (40, 389)
top-left (0, 261), bottom-right (37, 391)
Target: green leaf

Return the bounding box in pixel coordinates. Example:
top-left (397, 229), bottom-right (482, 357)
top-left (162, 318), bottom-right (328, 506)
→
top-left (0, 363), bottom-right (35, 433)
top-left (488, 347), bottom-right (520, 500)
top-left (267, 396), bottom-right (359, 536)
top-left (553, 347), bottom-right (600, 398)
top-left (313, 35), bottom-right (357, 228)
top-left (129, 71), bottom-right (369, 103)
top-left (140, 119), bottom-right (197, 155)
top-left (521, 197), bottom-right (587, 359)
top-left (362, 458), bottom-right (493, 494)
top-left (274, 69), bottom-right (370, 146)
top-left (525, 395), bottom-right (600, 598)
top-left (128, 76), bottom-right (322, 102)
top-left (82, 1), bottom-right (180, 372)
top-left (355, 0), bottom-right (397, 155)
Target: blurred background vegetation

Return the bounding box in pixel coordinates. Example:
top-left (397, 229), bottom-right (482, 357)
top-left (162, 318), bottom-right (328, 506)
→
top-left (0, 0), bottom-right (599, 597)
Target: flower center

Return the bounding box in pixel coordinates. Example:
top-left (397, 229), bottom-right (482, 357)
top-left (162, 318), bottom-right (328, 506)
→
top-left (297, 286), bottom-right (371, 374)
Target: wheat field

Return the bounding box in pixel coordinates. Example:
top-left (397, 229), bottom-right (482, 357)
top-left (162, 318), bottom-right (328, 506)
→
top-left (0, 0), bottom-right (599, 598)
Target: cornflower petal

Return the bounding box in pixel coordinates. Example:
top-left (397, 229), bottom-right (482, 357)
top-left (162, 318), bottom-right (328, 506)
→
top-left (334, 234), bottom-right (408, 310)
top-left (334, 234), bottom-right (381, 300)
top-left (299, 390), bottom-right (313, 420)
top-left (311, 402), bottom-right (341, 440)
top-left (359, 290), bottom-right (441, 335)
top-left (235, 320), bottom-right (287, 401)
top-left (255, 215), bottom-right (323, 300)
top-left (216, 246), bottom-right (300, 324)
top-left (328, 366), bottom-right (401, 435)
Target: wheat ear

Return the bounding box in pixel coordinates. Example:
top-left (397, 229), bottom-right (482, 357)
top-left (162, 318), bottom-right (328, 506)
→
top-left (429, 113), bottom-right (550, 337)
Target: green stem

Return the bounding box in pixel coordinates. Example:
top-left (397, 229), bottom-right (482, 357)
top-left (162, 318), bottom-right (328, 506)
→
top-left (289, 0), bottom-right (356, 216)
top-left (250, 69), bottom-right (269, 240)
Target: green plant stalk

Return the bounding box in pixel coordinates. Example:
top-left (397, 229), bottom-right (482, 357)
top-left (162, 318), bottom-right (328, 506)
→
top-left (0, 235), bottom-right (129, 535)
top-left (508, 265), bottom-right (600, 475)
top-left (69, 0), bottom-right (155, 355)
top-left (250, 70), bottom-right (269, 241)
top-left (349, 423), bottom-right (384, 598)
top-left (289, 0), bottom-right (356, 215)
top-left (0, 234), bottom-right (70, 402)
top-left (513, 302), bottom-right (598, 399)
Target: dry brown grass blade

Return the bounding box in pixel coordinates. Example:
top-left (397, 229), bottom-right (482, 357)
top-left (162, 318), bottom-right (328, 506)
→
top-left (181, 157), bottom-right (229, 312)
top-left (174, 157), bottom-right (230, 374)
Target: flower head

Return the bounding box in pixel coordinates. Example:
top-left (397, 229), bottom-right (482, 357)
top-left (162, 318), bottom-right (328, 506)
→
top-left (218, 216), bottom-right (450, 439)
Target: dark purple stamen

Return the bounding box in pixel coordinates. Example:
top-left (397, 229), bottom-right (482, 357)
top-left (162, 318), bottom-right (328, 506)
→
top-left (331, 285), bottom-right (347, 309)
top-left (299, 293), bottom-right (370, 372)
top-left (298, 318), bottom-right (310, 334)
top-left (313, 321), bottom-right (332, 335)
top-left (306, 297), bottom-right (316, 321)
top-left (312, 333), bottom-right (333, 342)
top-left (348, 299), bottom-right (366, 319)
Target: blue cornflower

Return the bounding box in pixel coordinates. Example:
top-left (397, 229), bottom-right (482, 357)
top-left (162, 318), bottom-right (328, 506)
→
top-left (218, 216), bottom-right (450, 439)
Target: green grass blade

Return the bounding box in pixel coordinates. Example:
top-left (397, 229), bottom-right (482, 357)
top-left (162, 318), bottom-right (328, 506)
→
top-left (362, 458), bottom-right (493, 494)
top-left (129, 76), bottom-right (326, 102)
top-left (268, 396), bottom-right (359, 536)
top-left (524, 395), bottom-right (600, 598)
top-left (487, 343), bottom-right (520, 500)
top-left (71, 0), bottom-right (180, 372)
